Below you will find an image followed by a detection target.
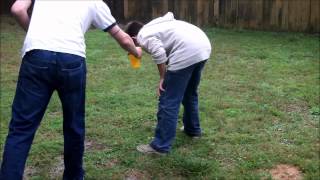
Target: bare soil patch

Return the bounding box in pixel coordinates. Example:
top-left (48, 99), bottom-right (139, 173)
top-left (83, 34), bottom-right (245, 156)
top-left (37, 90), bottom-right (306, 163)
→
top-left (23, 166), bottom-right (37, 180)
top-left (49, 156), bottom-right (64, 179)
top-left (124, 169), bottom-right (151, 180)
top-left (85, 139), bottom-right (109, 151)
top-left (270, 164), bottom-right (303, 180)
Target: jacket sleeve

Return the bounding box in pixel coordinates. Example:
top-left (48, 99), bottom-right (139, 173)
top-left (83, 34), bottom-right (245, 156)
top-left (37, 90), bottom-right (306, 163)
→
top-left (138, 36), bottom-right (167, 64)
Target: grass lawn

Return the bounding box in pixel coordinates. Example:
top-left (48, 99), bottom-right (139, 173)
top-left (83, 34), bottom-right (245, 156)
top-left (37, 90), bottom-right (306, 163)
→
top-left (0, 15), bottom-right (319, 179)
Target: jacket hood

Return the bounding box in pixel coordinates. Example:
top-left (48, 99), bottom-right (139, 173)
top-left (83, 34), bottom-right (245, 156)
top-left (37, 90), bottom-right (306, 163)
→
top-left (145, 12), bottom-right (175, 27)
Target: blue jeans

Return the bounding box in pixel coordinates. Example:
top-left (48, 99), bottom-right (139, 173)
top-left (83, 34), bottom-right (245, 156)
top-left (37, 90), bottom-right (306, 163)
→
top-left (0, 50), bottom-right (86, 180)
top-left (150, 61), bottom-right (206, 153)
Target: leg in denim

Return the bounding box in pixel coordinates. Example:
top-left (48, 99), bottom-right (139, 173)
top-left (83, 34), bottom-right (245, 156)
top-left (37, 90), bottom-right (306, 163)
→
top-left (0, 50), bottom-right (86, 180)
top-left (0, 51), bottom-right (55, 179)
top-left (150, 61), bottom-right (206, 153)
top-left (182, 61), bottom-right (206, 136)
top-left (56, 53), bottom-right (86, 180)
top-left (150, 66), bottom-right (193, 153)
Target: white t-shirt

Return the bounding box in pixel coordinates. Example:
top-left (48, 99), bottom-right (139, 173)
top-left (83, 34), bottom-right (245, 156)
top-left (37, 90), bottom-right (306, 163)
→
top-left (137, 12), bottom-right (212, 71)
top-left (22, 0), bottom-right (116, 58)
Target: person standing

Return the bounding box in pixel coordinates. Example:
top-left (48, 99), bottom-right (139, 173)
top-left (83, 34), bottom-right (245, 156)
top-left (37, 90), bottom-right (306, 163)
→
top-left (125, 12), bottom-right (212, 155)
top-left (0, 0), bottom-right (141, 179)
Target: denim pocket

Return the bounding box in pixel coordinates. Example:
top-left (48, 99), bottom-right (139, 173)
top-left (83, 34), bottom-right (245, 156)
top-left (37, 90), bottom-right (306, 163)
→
top-left (18, 57), bottom-right (51, 95)
top-left (61, 62), bottom-right (83, 72)
top-left (58, 60), bottom-right (86, 92)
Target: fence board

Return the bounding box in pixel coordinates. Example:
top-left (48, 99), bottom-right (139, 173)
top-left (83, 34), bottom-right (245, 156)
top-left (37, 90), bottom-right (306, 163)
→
top-left (196, 0), bottom-right (215, 26)
top-left (269, 0), bottom-right (289, 31)
top-left (152, 0), bottom-right (168, 18)
top-left (123, 0), bottom-right (152, 23)
top-left (288, 0), bottom-right (310, 32)
top-left (310, 0), bottom-right (320, 32)
top-left (213, 0), bottom-right (220, 23)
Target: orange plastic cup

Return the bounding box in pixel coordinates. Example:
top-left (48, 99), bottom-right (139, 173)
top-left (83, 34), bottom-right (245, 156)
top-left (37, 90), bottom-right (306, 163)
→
top-left (128, 54), bottom-right (141, 69)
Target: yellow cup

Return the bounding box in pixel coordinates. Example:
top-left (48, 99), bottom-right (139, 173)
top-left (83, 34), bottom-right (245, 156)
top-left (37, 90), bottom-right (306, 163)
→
top-left (128, 54), bottom-right (141, 69)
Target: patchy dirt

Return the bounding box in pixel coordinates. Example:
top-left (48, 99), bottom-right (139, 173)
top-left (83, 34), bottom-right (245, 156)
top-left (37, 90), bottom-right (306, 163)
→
top-left (49, 156), bottom-right (64, 179)
top-left (23, 166), bottom-right (37, 180)
top-left (124, 169), bottom-right (151, 180)
top-left (95, 159), bottom-right (119, 169)
top-left (284, 102), bottom-right (309, 119)
top-left (270, 164), bottom-right (303, 180)
top-left (85, 139), bottom-right (109, 151)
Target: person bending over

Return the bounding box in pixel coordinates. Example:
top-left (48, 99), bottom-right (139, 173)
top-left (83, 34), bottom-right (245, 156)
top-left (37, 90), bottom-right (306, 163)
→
top-left (125, 12), bottom-right (212, 155)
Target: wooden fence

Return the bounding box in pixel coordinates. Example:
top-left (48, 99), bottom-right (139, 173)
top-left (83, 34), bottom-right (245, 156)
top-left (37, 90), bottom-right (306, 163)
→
top-left (107, 0), bottom-right (319, 33)
top-left (1, 0), bottom-right (319, 33)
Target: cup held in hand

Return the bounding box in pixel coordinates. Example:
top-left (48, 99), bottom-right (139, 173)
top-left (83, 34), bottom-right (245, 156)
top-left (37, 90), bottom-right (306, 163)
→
top-left (128, 54), bottom-right (141, 69)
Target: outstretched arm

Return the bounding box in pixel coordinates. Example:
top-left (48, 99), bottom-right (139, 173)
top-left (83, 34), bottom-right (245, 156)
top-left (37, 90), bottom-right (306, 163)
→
top-left (11, 0), bottom-right (32, 32)
top-left (108, 25), bottom-right (142, 58)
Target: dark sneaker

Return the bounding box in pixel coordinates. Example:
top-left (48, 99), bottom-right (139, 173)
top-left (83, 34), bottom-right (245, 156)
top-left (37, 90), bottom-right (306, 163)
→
top-left (136, 144), bottom-right (166, 155)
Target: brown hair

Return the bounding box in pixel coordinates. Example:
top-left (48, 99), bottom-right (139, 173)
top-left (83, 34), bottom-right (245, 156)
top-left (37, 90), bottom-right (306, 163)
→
top-left (125, 21), bottom-right (144, 37)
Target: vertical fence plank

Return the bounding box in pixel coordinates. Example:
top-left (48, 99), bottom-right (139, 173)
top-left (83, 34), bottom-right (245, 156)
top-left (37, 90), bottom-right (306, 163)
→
top-left (197, 0), bottom-right (211, 26)
top-left (288, 0), bottom-right (311, 32)
top-left (105, 0), bottom-right (124, 22)
top-left (250, 0), bottom-right (263, 29)
top-left (188, 0), bottom-right (198, 24)
top-left (173, 0), bottom-right (197, 24)
top-left (123, 0), bottom-right (152, 22)
top-left (218, 0), bottom-right (226, 26)
top-left (152, 0), bottom-right (168, 18)
top-left (262, 0), bottom-right (273, 30)
top-left (228, 0), bottom-right (238, 27)
top-left (268, 0), bottom-right (289, 31)
top-left (219, 0), bottom-right (237, 28)
top-left (238, 0), bottom-right (250, 29)
top-left (310, 0), bottom-right (320, 32)
top-left (174, 0), bottom-right (188, 21)
top-left (213, 0), bottom-right (220, 25)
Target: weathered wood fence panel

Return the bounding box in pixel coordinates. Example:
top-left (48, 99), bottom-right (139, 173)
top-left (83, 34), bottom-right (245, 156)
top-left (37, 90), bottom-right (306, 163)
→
top-left (310, 0), bottom-right (320, 32)
top-left (109, 0), bottom-right (319, 33)
top-left (1, 0), bottom-right (319, 33)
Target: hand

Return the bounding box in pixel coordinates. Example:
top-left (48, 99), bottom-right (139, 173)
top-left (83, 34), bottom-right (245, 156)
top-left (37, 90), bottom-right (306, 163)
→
top-left (157, 78), bottom-right (165, 96)
top-left (136, 47), bottom-right (142, 58)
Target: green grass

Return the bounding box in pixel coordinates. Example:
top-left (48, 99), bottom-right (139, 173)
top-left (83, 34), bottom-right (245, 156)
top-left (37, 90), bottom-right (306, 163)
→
top-left (1, 15), bottom-right (319, 179)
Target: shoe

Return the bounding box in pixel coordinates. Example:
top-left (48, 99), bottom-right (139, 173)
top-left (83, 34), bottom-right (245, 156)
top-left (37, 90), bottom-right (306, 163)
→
top-left (180, 126), bottom-right (201, 139)
top-left (136, 144), bottom-right (166, 155)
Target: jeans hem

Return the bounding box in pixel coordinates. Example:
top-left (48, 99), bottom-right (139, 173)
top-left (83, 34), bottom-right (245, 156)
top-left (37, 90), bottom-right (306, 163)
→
top-left (149, 143), bottom-right (169, 154)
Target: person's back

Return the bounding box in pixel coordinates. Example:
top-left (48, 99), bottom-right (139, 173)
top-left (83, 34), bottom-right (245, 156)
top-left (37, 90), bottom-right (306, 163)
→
top-left (137, 12), bottom-right (212, 71)
top-left (23, 1), bottom-right (115, 58)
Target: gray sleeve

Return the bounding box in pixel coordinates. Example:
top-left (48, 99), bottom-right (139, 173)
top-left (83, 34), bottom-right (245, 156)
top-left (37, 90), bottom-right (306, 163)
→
top-left (138, 36), bottom-right (167, 64)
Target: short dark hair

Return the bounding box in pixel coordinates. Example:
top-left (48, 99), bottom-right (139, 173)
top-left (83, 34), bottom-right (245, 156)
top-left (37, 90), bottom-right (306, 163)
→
top-left (125, 21), bottom-right (144, 37)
